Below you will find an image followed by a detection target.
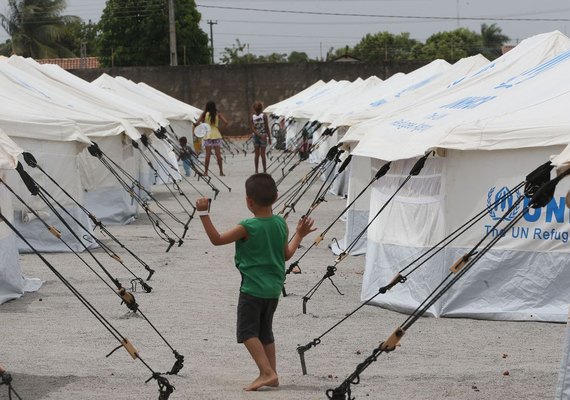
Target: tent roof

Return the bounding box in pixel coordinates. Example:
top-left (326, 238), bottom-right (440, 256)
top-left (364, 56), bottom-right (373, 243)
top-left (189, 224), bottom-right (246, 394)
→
top-left (264, 80), bottom-right (326, 115)
top-left (8, 56), bottom-right (168, 129)
top-left (93, 74), bottom-right (198, 122)
top-left (0, 61), bottom-right (139, 140)
top-left (350, 31), bottom-right (570, 161)
top-left (265, 80), bottom-right (340, 117)
top-left (325, 59), bottom-right (465, 128)
top-left (135, 81), bottom-right (202, 119)
top-left (288, 78), bottom-right (374, 120)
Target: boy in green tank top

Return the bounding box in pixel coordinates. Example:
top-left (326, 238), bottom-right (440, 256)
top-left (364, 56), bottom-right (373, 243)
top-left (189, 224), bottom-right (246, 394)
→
top-left (196, 173), bottom-right (315, 391)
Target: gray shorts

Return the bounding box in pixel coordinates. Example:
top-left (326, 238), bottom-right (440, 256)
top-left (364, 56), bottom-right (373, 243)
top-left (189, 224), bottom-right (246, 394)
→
top-left (236, 292), bottom-right (279, 344)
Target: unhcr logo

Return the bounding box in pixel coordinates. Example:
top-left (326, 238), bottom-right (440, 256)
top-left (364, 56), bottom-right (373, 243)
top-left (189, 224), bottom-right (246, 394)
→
top-left (484, 186), bottom-right (569, 244)
top-left (486, 186), bottom-right (521, 221)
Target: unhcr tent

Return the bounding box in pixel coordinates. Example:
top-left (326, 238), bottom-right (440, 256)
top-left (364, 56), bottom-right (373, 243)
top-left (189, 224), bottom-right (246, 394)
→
top-left (349, 31), bottom-right (570, 321)
top-left (92, 74), bottom-right (191, 182)
top-left (0, 129), bottom-right (42, 304)
top-left (0, 61), bottom-right (143, 225)
top-left (0, 102), bottom-right (97, 252)
top-left (329, 56), bottom-right (488, 255)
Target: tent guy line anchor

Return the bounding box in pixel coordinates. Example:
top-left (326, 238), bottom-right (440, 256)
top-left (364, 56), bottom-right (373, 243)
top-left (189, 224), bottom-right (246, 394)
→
top-left (0, 213), bottom-right (175, 400)
top-left (325, 161), bottom-right (563, 399)
top-left (0, 364), bottom-right (23, 400)
top-left (299, 152), bottom-right (433, 314)
top-left (296, 181), bottom-right (526, 375)
top-left (135, 137), bottom-right (196, 239)
top-left (155, 127), bottom-right (232, 193)
top-left (4, 167), bottom-right (185, 376)
top-left (21, 152), bottom-right (156, 284)
top-left (87, 142), bottom-right (184, 251)
top-left (282, 160), bottom-right (392, 296)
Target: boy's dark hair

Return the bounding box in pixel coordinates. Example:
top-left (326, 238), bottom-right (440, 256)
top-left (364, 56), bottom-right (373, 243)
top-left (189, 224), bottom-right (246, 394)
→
top-left (179, 136), bottom-right (188, 145)
top-left (245, 173), bottom-right (277, 206)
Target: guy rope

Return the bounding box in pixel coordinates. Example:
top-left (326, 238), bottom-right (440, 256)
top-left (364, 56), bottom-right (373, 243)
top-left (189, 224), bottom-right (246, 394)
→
top-left (3, 164), bottom-right (185, 376)
top-left (87, 142), bottom-right (184, 251)
top-left (299, 153), bottom-right (432, 314)
top-left (0, 213), bottom-right (176, 399)
top-left (0, 364), bottom-right (23, 400)
top-left (21, 152), bottom-right (155, 289)
top-left (324, 161), bottom-right (566, 399)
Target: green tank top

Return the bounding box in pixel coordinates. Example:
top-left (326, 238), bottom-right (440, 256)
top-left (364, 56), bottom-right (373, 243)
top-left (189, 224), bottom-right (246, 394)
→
top-left (235, 215), bottom-right (288, 298)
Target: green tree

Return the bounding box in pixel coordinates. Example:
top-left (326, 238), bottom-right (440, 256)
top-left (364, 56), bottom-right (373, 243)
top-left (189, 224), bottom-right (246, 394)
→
top-left (421, 28), bottom-right (481, 62)
top-left (0, 0), bottom-right (81, 58)
top-left (479, 23), bottom-right (509, 60)
top-left (220, 39), bottom-right (289, 64)
top-left (287, 51), bottom-right (309, 63)
top-left (97, 0), bottom-right (210, 67)
top-left (57, 19), bottom-right (99, 57)
top-left (220, 39), bottom-right (255, 64)
top-left (352, 32), bottom-right (420, 62)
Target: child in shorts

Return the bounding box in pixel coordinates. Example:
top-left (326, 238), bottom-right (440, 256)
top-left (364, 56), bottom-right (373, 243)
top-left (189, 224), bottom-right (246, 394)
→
top-left (196, 173), bottom-right (315, 391)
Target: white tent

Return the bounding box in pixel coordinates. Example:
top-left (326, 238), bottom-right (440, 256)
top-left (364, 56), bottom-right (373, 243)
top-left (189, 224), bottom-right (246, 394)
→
top-left (0, 129), bottom-right (42, 304)
top-left (264, 80), bottom-right (326, 116)
top-left (349, 31), bottom-right (570, 321)
top-left (329, 56), bottom-right (488, 255)
top-left (0, 101), bottom-right (98, 252)
top-left (0, 61), bottom-right (143, 226)
top-left (92, 74), bottom-right (187, 182)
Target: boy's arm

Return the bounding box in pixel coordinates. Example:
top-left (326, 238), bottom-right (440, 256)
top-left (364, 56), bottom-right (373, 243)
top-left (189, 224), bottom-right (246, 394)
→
top-left (196, 197), bottom-right (247, 246)
top-left (284, 216), bottom-right (316, 260)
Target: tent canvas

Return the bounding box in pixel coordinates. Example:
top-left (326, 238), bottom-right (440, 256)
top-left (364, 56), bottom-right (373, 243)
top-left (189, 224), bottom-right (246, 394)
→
top-left (329, 56), bottom-right (488, 255)
top-left (350, 31), bottom-right (570, 321)
top-left (0, 61), bottom-right (144, 226)
top-left (0, 129), bottom-right (42, 304)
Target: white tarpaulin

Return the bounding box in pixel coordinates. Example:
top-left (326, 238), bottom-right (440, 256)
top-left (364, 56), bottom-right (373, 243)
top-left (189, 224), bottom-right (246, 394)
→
top-left (264, 80), bottom-right (326, 116)
top-left (0, 61), bottom-right (143, 227)
top-left (354, 31), bottom-right (570, 321)
top-left (91, 74), bottom-right (184, 182)
top-left (327, 57), bottom-right (486, 256)
top-left (0, 130), bottom-right (42, 304)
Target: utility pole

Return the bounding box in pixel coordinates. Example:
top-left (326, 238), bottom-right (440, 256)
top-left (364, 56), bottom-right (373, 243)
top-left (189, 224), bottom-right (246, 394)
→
top-left (168, 0), bottom-right (178, 66)
top-left (207, 20), bottom-right (218, 64)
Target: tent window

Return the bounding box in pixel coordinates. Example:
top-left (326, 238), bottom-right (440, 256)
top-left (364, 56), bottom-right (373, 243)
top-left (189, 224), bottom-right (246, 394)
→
top-left (372, 157), bottom-right (443, 202)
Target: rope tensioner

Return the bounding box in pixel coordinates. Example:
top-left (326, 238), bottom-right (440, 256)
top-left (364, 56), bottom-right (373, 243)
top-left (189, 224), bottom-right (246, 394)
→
top-left (325, 162), bottom-right (567, 399)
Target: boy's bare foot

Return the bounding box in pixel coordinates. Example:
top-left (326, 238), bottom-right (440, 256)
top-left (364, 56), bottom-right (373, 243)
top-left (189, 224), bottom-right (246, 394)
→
top-left (291, 265), bottom-right (302, 274)
top-left (244, 373), bottom-right (279, 391)
top-left (220, 172), bottom-right (225, 176)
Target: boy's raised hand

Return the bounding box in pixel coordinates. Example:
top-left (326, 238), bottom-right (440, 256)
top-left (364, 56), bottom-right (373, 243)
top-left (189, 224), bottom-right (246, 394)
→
top-left (296, 216), bottom-right (316, 238)
top-left (196, 197), bottom-right (211, 212)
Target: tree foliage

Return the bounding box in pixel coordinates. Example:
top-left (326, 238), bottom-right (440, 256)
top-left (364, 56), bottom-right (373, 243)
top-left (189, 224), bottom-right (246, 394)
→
top-left (352, 32), bottom-right (421, 62)
top-left (479, 23), bottom-right (509, 59)
top-left (97, 0), bottom-right (210, 67)
top-left (327, 25), bottom-right (509, 63)
top-left (220, 39), bottom-right (312, 64)
top-left (57, 19), bottom-right (98, 57)
top-left (419, 28), bottom-right (482, 61)
top-left (0, 0), bottom-right (81, 58)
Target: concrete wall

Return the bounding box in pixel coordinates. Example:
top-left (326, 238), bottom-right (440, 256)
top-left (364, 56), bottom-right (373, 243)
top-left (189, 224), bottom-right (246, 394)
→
top-left (72, 61), bottom-right (427, 135)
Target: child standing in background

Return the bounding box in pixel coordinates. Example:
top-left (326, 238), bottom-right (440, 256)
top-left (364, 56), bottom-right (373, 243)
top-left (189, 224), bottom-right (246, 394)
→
top-left (250, 101), bottom-right (271, 173)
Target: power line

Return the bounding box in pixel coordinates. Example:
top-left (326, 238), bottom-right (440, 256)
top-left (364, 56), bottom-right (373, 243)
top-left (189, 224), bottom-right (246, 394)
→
top-left (196, 4), bottom-right (570, 22)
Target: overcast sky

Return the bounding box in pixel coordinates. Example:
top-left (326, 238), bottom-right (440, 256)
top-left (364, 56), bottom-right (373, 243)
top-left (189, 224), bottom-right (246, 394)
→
top-left (1, 0), bottom-right (570, 62)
